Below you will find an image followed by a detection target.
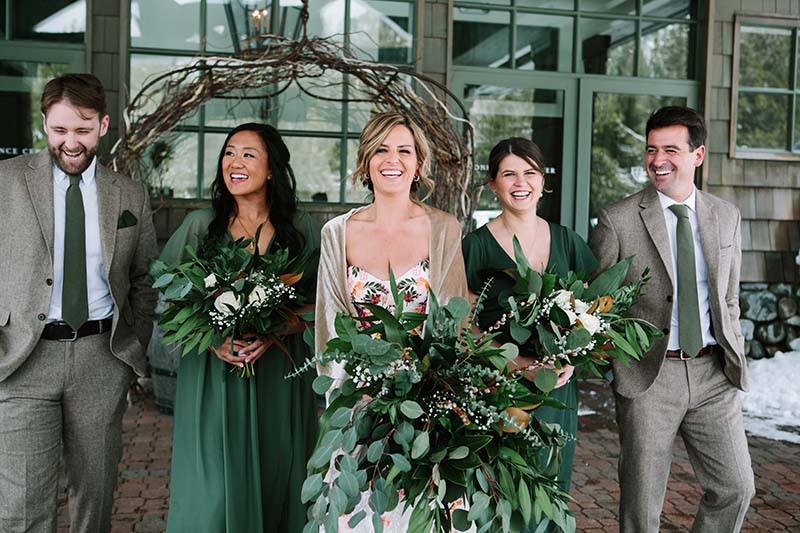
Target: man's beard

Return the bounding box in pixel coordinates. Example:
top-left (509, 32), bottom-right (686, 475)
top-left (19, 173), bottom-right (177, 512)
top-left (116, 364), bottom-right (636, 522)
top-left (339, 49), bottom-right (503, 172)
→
top-left (49, 143), bottom-right (97, 176)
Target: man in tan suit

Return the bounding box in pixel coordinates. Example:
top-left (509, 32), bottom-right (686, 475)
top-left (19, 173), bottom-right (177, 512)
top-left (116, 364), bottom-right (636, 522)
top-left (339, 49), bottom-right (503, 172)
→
top-left (590, 106), bottom-right (754, 532)
top-left (0, 74), bottom-right (157, 531)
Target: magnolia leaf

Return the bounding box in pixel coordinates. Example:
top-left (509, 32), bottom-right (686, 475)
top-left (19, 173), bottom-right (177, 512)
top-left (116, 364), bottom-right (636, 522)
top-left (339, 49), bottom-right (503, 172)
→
top-left (312, 375), bottom-right (334, 395)
top-left (535, 324), bottom-right (559, 356)
top-left (400, 400), bottom-right (424, 419)
top-left (449, 446), bottom-right (469, 460)
top-left (475, 468), bottom-right (489, 492)
top-left (534, 367), bottom-right (558, 392)
top-left (583, 256), bottom-right (632, 301)
top-left (408, 499), bottom-right (434, 532)
top-left (412, 431), bottom-right (430, 459)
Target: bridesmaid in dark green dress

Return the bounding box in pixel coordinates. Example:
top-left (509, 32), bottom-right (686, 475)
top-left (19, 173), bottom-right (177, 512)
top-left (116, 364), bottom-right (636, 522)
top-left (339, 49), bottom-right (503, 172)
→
top-left (160, 123), bottom-right (320, 532)
top-left (462, 137), bottom-right (598, 529)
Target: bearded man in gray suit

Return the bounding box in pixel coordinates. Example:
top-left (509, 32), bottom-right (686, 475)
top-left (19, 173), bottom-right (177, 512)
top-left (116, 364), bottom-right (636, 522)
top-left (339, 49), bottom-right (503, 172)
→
top-left (0, 73), bottom-right (157, 532)
top-left (590, 106), bottom-right (754, 532)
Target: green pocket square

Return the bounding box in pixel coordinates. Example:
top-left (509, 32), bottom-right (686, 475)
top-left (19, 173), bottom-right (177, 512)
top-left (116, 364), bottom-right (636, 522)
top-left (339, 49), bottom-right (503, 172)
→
top-left (117, 210), bottom-right (138, 229)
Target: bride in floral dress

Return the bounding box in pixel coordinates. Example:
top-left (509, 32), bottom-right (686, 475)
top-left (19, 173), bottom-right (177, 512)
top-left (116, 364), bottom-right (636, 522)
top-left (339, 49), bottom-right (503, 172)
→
top-left (315, 111), bottom-right (470, 531)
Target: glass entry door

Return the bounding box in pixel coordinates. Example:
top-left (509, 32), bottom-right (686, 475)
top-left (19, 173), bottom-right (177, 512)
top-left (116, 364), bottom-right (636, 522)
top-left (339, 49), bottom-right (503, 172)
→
top-left (575, 78), bottom-right (699, 237)
top-left (452, 70), bottom-right (577, 228)
top-left (0, 44), bottom-right (83, 161)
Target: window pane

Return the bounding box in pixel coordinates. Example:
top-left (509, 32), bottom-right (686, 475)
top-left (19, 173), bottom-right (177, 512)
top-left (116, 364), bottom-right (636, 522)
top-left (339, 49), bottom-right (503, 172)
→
top-left (0, 60), bottom-right (71, 159)
top-left (12, 0), bottom-right (85, 42)
top-left (205, 89), bottom-right (271, 128)
top-left (462, 84), bottom-right (564, 223)
top-left (516, 0), bottom-right (574, 9)
top-left (589, 92), bottom-right (686, 227)
top-left (350, 0), bottom-right (414, 64)
top-left (131, 0), bottom-right (199, 51)
top-left (283, 0), bottom-right (344, 43)
top-left (275, 72), bottom-right (344, 132)
top-left (516, 14), bottom-right (573, 72)
top-left (146, 132), bottom-right (198, 198)
top-left (0, 2), bottom-right (5, 39)
top-left (739, 26), bottom-right (792, 89)
top-left (284, 136), bottom-right (343, 202)
top-left (129, 54), bottom-right (198, 124)
top-left (345, 138), bottom-right (367, 203)
top-left (202, 132), bottom-right (229, 198)
top-left (642, 0), bottom-right (696, 18)
top-left (347, 78), bottom-right (381, 134)
top-left (580, 18), bottom-right (636, 76)
top-left (795, 96), bottom-right (800, 152)
top-left (736, 92), bottom-right (789, 151)
top-left (580, 0), bottom-right (636, 15)
top-left (206, 1), bottom-right (254, 53)
top-left (640, 22), bottom-right (691, 79)
top-left (453, 9), bottom-right (511, 68)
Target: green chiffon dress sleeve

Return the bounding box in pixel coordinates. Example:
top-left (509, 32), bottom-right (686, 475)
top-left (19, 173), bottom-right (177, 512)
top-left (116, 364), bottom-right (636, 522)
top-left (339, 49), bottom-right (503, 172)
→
top-left (165, 209), bottom-right (321, 533)
top-left (461, 222), bottom-right (598, 525)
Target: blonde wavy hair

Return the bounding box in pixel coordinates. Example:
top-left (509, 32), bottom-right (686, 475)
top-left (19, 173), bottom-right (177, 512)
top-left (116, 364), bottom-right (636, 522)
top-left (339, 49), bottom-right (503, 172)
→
top-left (352, 111), bottom-right (434, 200)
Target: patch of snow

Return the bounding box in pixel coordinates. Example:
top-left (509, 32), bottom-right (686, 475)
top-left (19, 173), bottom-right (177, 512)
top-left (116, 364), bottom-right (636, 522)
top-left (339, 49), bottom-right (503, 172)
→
top-left (742, 351), bottom-right (800, 444)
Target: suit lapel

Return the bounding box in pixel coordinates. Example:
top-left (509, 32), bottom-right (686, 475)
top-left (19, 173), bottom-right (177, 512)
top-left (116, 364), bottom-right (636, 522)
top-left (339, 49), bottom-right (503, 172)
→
top-left (696, 191), bottom-right (720, 295)
top-left (638, 186), bottom-right (675, 287)
top-left (24, 150), bottom-right (56, 262)
top-left (96, 164), bottom-right (120, 277)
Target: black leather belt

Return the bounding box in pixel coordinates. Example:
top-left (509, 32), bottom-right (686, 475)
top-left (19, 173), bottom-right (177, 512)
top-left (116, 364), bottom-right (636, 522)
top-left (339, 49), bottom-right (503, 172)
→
top-left (665, 345), bottom-right (718, 360)
top-left (42, 318), bottom-right (113, 341)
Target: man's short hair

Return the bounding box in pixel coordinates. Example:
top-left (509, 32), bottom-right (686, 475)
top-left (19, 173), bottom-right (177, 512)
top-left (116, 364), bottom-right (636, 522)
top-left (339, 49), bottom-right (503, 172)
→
top-left (645, 106), bottom-right (706, 151)
top-left (41, 73), bottom-right (107, 118)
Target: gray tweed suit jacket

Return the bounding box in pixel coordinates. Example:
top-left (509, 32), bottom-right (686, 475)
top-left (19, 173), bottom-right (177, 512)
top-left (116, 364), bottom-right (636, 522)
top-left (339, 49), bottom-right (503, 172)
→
top-left (590, 185), bottom-right (747, 398)
top-left (0, 149), bottom-right (157, 382)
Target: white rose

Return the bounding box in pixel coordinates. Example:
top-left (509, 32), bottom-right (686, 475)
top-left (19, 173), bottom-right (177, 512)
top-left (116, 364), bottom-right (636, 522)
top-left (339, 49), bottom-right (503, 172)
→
top-left (248, 285), bottom-right (268, 305)
top-left (574, 298), bottom-right (590, 314)
top-left (552, 290), bottom-right (577, 324)
top-left (577, 312), bottom-right (602, 335)
top-left (214, 291), bottom-right (241, 315)
top-left (204, 273), bottom-right (217, 288)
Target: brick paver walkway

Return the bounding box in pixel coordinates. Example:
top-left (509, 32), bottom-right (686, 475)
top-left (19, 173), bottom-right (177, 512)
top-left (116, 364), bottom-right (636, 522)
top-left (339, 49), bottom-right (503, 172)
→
top-left (56, 380), bottom-right (800, 532)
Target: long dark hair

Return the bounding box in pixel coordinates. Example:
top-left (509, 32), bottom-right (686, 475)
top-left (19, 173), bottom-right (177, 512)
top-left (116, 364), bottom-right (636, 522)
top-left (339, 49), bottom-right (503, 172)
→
top-left (208, 122), bottom-right (304, 255)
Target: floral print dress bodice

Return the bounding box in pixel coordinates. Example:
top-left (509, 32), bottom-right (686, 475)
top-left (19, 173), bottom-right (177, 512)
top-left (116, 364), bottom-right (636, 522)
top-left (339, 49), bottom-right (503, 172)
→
top-left (347, 259), bottom-right (430, 318)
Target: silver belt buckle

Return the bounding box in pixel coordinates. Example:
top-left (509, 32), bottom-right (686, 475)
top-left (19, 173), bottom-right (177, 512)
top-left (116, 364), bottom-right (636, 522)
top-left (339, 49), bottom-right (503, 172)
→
top-left (679, 349), bottom-right (691, 360)
top-left (58, 328), bottom-right (78, 342)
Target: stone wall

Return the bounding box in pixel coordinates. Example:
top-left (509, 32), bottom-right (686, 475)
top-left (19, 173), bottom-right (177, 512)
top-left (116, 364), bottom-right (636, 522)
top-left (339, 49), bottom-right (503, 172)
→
top-left (741, 282), bottom-right (800, 358)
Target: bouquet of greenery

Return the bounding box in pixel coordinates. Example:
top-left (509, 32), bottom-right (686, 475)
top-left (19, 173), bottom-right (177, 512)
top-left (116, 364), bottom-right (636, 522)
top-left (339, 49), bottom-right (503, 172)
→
top-left (489, 237), bottom-right (663, 385)
top-left (296, 276), bottom-right (576, 533)
top-left (149, 229), bottom-right (314, 377)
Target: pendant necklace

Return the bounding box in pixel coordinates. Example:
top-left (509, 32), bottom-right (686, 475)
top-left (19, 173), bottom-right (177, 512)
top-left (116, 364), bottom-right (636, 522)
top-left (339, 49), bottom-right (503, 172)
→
top-left (235, 215), bottom-right (268, 253)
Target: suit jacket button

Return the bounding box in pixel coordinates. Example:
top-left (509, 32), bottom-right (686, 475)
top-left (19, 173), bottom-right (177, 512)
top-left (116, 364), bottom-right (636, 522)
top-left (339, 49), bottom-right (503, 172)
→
top-left (666, 295), bottom-right (673, 302)
top-left (46, 278), bottom-right (53, 286)
top-left (37, 313), bottom-right (46, 321)
top-left (661, 327), bottom-right (669, 335)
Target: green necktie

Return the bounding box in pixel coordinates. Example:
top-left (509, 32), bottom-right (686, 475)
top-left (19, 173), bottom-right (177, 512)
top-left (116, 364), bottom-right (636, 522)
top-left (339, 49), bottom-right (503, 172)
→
top-left (668, 203), bottom-right (703, 358)
top-left (62, 174), bottom-right (88, 331)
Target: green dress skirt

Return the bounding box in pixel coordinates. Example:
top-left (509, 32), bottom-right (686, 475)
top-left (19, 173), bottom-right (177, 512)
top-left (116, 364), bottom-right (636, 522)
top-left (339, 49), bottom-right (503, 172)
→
top-left (461, 222), bottom-right (598, 521)
top-left (160, 209), bottom-right (320, 533)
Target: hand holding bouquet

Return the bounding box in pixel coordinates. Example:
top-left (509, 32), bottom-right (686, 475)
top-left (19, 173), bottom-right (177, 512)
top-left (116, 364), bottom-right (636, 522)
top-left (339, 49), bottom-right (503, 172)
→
top-left (150, 229), bottom-right (315, 377)
top-left (488, 237), bottom-right (663, 392)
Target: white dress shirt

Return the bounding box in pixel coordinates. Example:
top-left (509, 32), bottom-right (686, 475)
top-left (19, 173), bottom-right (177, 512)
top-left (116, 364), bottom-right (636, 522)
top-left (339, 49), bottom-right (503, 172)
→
top-left (48, 158), bottom-right (114, 322)
top-left (657, 188), bottom-right (717, 351)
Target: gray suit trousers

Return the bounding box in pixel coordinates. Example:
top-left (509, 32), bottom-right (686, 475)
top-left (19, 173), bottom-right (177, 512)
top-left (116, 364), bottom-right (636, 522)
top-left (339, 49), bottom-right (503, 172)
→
top-left (615, 353), bottom-right (755, 533)
top-left (0, 332), bottom-right (132, 533)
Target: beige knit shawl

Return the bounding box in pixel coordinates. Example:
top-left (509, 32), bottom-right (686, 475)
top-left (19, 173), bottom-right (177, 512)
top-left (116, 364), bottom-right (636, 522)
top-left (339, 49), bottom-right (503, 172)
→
top-left (314, 204), bottom-right (469, 381)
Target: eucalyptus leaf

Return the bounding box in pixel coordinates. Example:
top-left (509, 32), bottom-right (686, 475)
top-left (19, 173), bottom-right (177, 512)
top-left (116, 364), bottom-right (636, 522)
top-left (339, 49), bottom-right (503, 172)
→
top-left (338, 471), bottom-right (360, 499)
top-left (312, 374), bottom-right (334, 395)
top-left (534, 367), bottom-right (558, 393)
top-left (390, 453), bottom-right (411, 472)
top-left (411, 431), bottom-right (430, 459)
top-left (301, 473), bottom-right (323, 503)
top-left (400, 400), bottom-right (424, 419)
top-left (449, 446), bottom-right (469, 460)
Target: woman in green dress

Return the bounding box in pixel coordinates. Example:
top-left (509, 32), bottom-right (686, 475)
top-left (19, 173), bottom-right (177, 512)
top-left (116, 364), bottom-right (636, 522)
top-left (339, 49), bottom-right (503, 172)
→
top-left (462, 137), bottom-right (598, 527)
top-left (160, 123), bottom-right (320, 532)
